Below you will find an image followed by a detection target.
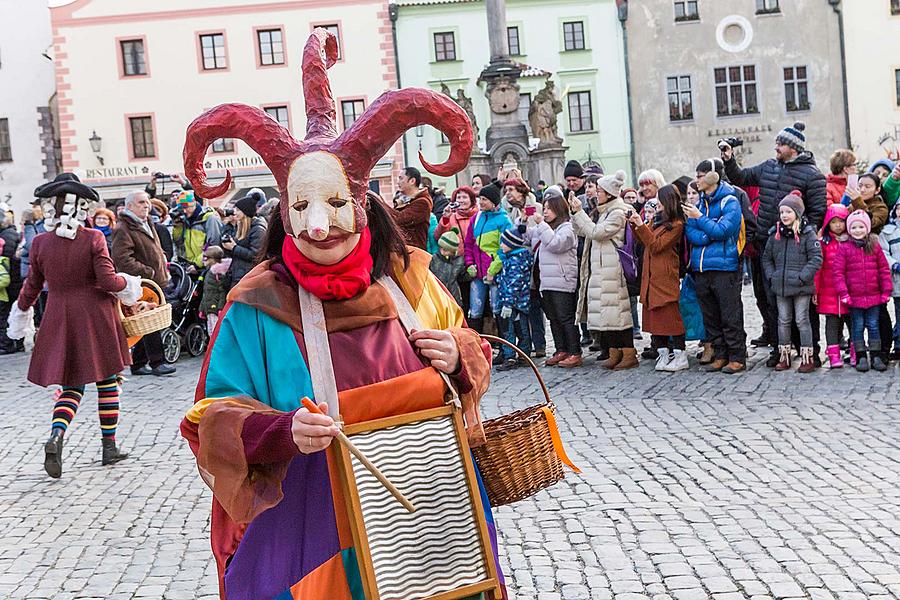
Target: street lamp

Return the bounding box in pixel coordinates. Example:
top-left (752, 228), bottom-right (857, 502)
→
top-left (89, 130), bottom-right (104, 165)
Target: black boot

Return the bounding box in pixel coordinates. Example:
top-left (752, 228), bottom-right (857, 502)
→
top-left (44, 430), bottom-right (64, 479)
top-left (870, 341), bottom-right (887, 372)
top-left (765, 348), bottom-right (780, 368)
top-left (101, 439), bottom-right (129, 465)
top-left (855, 342), bottom-right (869, 372)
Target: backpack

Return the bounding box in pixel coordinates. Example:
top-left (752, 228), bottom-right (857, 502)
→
top-left (719, 196), bottom-right (747, 256)
top-left (613, 220), bottom-right (639, 285)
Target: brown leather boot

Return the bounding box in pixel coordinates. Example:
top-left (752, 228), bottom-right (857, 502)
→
top-left (600, 348), bottom-right (623, 369)
top-left (545, 351), bottom-right (569, 366)
top-left (702, 358), bottom-right (728, 372)
top-left (558, 354), bottom-right (583, 368)
top-left (774, 345), bottom-right (792, 371)
top-left (721, 361), bottom-right (746, 374)
top-left (698, 343), bottom-right (715, 364)
top-left (797, 347), bottom-right (816, 373)
top-left (614, 348), bottom-right (639, 370)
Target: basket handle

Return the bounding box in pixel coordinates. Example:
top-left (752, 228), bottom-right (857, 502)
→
top-left (117, 278), bottom-right (167, 320)
top-left (480, 334), bottom-right (552, 408)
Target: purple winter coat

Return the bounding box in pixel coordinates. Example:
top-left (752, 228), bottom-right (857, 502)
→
top-left (832, 239), bottom-right (893, 309)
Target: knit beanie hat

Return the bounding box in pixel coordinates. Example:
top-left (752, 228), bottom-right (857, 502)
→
top-left (438, 227), bottom-right (460, 253)
top-left (500, 224), bottom-right (527, 249)
top-left (598, 170), bottom-right (627, 198)
top-left (776, 121), bottom-right (806, 153)
top-left (778, 190), bottom-right (805, 218)
top-left (846, 210), bottom-right (871, 236)
top-left (478, 183), bottom-right (502, 206)
top-left (564, 160), bottom-right (584, 179)
top-left (235, 194), bottom-right (258, 218)
top-left (176, 190), bottom-right (195, 205)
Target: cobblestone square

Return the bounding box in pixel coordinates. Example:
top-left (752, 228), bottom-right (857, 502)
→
top-left (0, 292), bottom-right (898, 599)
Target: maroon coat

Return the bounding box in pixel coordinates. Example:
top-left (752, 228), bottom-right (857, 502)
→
top-left (18, 228), bottom-right (130, 387)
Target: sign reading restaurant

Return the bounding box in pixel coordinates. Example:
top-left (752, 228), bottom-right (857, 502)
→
top-left (84, 155), bottom-right (268, 180)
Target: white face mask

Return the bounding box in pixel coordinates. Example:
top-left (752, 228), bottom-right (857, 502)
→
top-left (285, 151), bottom-right (358, 241)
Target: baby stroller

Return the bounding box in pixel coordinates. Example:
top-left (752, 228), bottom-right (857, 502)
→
top-left (161, 260), bottom-right (209, 363)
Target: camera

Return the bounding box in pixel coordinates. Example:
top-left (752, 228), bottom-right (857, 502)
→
top-left (221, 233), bottom-right (234, 244)
top-left (169, 205), bottom-right (187, 222)
top-left (223, 207), bottom-right (235, 217)
top-left (717, 137), bottom-right (744, 150)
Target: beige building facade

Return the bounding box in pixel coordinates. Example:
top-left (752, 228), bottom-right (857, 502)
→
top-left (621, 0), bottom-right (848, 181)
top-left (51, 0), bottom-right (403, 203)
top-left (844, 0), bottom-right (900, 166)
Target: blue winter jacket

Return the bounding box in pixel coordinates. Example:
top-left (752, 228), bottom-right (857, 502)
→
top-left (685, 181), bottom-right (743, 273)
top-left (496, 247), bottom-right (533, 313)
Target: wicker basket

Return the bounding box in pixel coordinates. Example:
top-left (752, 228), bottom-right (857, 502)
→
top-left (473, 335), bottom-right (573, 507)
top-left (119, 279), bottom-right (172, 337)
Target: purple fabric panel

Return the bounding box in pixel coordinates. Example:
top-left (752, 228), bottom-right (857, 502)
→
top-left (241, 410), bottom-right (299, 465)
top-left (224, 452), bottom-right (340, 599)
top-left (295, 318), bottom-right (427, 393)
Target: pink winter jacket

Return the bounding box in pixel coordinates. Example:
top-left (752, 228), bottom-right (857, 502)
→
top-left (832, 239), bottom-right (893, 309)
top-left (814, 237), bottom-right (848, 316)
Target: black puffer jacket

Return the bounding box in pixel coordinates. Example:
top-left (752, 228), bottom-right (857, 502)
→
top-left (227, 216), bottom-right (267, 284)
top-left (762, 222), bottom-right (823, 297)
top-left (724, 152), bottom-right (826, 243)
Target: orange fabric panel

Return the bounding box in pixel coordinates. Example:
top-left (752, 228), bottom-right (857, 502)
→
top-left (337, 367), bottom-right (445, 426)
top-left (326, 447), bottom-right (353, 549)
top-left (289, 553), bottom-right (354, 600)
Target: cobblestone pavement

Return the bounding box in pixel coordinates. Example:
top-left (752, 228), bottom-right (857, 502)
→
top-left (1, 288), bottom-right (899, 599)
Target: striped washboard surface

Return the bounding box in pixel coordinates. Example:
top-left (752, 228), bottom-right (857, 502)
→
top-left (348, 415), bottom-right (488, 599)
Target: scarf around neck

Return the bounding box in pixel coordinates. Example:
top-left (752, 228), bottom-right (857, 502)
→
top-left (281, 228), bottom-right (373, 301)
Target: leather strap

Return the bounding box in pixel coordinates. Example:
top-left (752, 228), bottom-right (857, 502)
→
top-left (379, 277), bottom-right (460, 406)
top-left (297, 285), bottom-right (341, 419)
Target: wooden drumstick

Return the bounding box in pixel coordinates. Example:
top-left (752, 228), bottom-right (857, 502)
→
top-left (301, 399), bottom-right (416, 513)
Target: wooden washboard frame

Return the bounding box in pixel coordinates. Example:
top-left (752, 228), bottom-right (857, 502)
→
top-left (336, 405), bottom-right (502, 600)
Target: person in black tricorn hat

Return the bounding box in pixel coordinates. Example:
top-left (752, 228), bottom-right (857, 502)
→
top-left (6, 173), bottom-right (144, 478)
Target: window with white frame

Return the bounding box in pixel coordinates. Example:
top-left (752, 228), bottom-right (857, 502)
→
top-left (517, 93), bottom-right (532, 135)
top-left (257, 29), bottom-right (285, 66)
top-left (507, 26), bottom-right (521, 56)
top-left (212, 138), bottom-right (235, 153)
top-left (129, 116), bottom-right (155, 158)
top-left (895, 69), bottom-right (900, 106)
top-left (667, 76), bottom-right (694, 121)
top-left (341, 100), bottom-right (365, 130)
top-left (674, 1), bottom-right (699, 22)
top-left (714, 65), bottom-right (759, 117)
top-left (120, 39), bottom-right (146, 76)
top-left (784, 66), bottom-right (810, 112)
top-left (433, 32), bottom-right (457, 62)
top-left (893, 0), bottom-right (900, 15)
top-left (562, 21), bottom-right (585, 51)
top-left (756, 0), bottom-right (780, 14)
top-left (0, 118), bottom-right (11, 161)
top-left (264, 105), bottom-right (290, 130)
top-left (568, 91), bottom-right (593, 132)
top-left (199, 33), bottom-right (227, 70)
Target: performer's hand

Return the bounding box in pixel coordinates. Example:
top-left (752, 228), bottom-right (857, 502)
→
top-left (292, 402), bottom-right (339, 454)
top-left (409, 329), bottom-right (460, 374)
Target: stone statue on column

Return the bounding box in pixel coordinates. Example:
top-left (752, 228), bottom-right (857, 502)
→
top-left (441, 83), bottom-right (480, 149)
top-left (529, 79), bottom-right (563, 147)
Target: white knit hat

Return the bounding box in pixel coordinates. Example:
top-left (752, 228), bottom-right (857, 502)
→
top-left (598, 170), bottom-right (627, 198)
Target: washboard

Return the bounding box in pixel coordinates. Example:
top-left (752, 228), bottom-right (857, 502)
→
top-left (338, 406), bottom-right (502, 600)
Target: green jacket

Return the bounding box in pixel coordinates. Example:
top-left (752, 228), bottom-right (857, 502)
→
top-left (0, 255), bottom-right (10, 302)
top-left (882, 175), bottom-right (900, 209)
top-left (173, 206), bottom-right (222, 267)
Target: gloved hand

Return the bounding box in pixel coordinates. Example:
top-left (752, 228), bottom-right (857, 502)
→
top-left (882, 294), bottom-right (893, 305)
top-left (892, 262), bottom-right (900, 274)
top-left (499, 306), bottom-right (513, 319)
top-left (839, 294), bottom-right (851, 305)
top-left (466, 265), bottom-right (477, 279)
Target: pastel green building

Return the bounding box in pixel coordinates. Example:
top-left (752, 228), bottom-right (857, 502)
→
top-left (394, 0), bottom-right (632, 188)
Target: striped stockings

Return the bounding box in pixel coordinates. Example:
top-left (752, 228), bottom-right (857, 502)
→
top-left (51, 375), bottom-right (120, 441)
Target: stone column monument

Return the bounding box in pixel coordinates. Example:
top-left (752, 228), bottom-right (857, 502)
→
top-left (459, 0), bottom-right (567, 187)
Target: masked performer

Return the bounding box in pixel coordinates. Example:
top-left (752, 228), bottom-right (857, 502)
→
top-left (179, 30), bottom-right (504, 599)
top-left (7, 173), bottom-right (143, 478)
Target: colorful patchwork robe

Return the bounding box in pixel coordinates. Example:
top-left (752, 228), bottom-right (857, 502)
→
top-left (180, 249), bottom-right (506, 600)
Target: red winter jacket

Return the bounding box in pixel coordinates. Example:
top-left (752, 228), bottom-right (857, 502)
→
top-left (832, 239), bottom-right (893, 309)
top-left (814, 237), bottom-right (847, 316)
top-left (825, 174), bottom-right (847, 206)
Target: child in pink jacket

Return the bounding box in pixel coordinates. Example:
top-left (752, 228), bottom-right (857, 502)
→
top-left (832, 210), bottom-right (893, 372)
top-left (814, 203), bottom-right (850, 368)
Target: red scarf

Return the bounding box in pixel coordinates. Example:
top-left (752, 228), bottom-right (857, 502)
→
top-left (281, 228), bottom-right (373, 301)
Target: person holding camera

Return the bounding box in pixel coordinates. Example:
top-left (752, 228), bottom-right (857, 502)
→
top-left (171, 190), bottom-right (222, 269)
top-left (390, 166), bottom-right (433, 250)
top-left (721, 122), bottom-right (826, 366)
top-left (222, 194), bottom-right (267, 285)
top-left (684, 159), bottom-right (747, 374)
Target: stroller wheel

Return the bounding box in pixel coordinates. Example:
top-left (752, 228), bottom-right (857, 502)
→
top-left (162, 329), bottom-right (181, 363)
top-left (186, 323), bottom-right (209, 357)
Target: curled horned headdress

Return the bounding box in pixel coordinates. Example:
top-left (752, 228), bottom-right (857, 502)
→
top-left (183, 29), bottom-right (473, 241)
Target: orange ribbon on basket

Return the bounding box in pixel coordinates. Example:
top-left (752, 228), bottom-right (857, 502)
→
top-left (540, 406), bottom-right (581, 474)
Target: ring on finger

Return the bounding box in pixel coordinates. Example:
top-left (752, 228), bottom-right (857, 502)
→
top-left (307, 436), bottom-right (313, 448)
